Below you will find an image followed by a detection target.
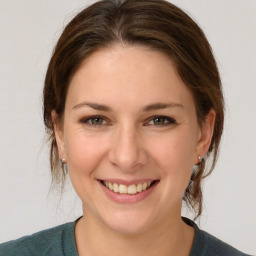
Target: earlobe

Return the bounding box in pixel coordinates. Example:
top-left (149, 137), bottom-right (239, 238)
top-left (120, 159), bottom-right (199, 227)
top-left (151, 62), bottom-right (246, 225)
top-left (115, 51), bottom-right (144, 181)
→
top-left (51, 110), bottom-right (66, 160)
top-left (195, 109), bottom-right (216, 163)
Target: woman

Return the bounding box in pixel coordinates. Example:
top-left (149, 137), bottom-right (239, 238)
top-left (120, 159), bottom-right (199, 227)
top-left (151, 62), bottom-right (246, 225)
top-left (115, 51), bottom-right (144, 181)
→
top-left (0, 0), bottom-right (251, 255)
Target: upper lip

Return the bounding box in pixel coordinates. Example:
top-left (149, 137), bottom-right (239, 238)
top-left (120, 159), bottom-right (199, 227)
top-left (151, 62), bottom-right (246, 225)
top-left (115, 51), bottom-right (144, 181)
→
top-left (98, 179), bottom-right (159, 186)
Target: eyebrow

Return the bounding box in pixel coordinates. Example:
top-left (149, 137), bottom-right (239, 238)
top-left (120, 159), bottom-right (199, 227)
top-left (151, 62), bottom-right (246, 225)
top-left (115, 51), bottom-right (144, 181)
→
top-left (142, 102), bottom-right (184, 111)
top-left (72, 101), bottom-right (184, 112)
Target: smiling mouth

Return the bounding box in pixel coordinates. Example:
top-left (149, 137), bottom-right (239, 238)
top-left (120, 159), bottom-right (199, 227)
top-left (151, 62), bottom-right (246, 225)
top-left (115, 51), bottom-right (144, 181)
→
top-left (100, 180), bottom-right (159, 195)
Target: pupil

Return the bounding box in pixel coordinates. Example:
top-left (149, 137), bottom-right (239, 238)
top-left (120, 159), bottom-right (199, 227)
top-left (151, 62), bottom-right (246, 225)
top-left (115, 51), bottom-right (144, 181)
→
top-left (92, 118), bottom-right (103, 125)
top-left (154, 117), bottom-right (165, 125)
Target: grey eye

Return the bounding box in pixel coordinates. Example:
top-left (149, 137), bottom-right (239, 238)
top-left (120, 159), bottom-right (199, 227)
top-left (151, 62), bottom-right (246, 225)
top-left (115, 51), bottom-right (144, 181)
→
top-left (89, 117), bottom-right (104, 125)
top-left (91, 117), bottom-right (103, 125)
top-left (153, 117), bottom-right (167, 125)
top-left (82, 116), bottom-right (107, 126)
top-left (148, 116), bottom-right (176, 126)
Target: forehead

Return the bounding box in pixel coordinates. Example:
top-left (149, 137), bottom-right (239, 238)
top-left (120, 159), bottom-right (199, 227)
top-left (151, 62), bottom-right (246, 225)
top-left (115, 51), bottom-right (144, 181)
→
top-left (66, 45), bottom-right (195, 112)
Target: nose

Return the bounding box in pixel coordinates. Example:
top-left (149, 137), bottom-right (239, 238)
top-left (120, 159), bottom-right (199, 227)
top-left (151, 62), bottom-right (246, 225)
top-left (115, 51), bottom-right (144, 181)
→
top-left (108, 124), bottom-right (148, 172)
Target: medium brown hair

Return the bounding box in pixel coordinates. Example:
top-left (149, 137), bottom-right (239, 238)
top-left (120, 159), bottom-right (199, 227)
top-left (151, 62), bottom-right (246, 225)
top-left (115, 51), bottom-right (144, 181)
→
top-left (43, 0), bottom-right (224, 219)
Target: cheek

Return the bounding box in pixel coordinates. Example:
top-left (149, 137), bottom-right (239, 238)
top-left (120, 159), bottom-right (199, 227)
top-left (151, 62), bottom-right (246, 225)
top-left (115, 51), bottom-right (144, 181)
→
top-left (63, 131), bottom-right (109, 205)
top-left (150, 129), bottom-right (196, 187)
top-left (154, 130), bottom-right (195, 164)
top-left (64, 131), bottom-right (107, 175)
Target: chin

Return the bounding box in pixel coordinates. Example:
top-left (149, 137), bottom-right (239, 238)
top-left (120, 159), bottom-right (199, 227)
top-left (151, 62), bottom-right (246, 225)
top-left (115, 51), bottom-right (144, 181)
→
top-left (102, 210), bottom-right (154, 235)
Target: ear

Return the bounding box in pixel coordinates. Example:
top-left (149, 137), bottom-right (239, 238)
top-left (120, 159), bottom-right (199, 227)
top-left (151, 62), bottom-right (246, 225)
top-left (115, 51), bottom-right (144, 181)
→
top-left (51, 110), bottom-right (66, 160)
top-left (194, 108), bottom-right (216, 164)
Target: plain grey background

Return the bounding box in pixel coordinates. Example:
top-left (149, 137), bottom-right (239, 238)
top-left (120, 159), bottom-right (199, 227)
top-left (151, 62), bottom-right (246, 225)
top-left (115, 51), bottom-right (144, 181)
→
top-left (0, 0), bottom-right (255, 254)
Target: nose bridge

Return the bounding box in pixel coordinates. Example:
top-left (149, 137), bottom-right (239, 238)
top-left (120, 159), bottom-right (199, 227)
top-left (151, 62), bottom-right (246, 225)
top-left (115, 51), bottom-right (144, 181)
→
top-left (108, 120), bottom-right (147, 171)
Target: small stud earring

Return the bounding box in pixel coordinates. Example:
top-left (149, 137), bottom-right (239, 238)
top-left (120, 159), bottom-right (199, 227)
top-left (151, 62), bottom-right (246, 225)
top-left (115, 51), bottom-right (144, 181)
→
top-left (198, 156), bottom-right (203, 163)
top-left (60, 158), bottom-right (67, 165)
top-left (198, 155), bottom-right (206, 165)
top-left (60, 158), bottom-right (68, 174)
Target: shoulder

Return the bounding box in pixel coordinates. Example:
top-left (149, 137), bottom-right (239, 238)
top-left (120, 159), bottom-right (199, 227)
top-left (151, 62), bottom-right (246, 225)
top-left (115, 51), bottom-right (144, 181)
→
top-left (182, 217), bottom-right (251, 256)
top-left (0, 221), bottom-right (78, 256)
top-left (199, 229), bottom-right (250, 256)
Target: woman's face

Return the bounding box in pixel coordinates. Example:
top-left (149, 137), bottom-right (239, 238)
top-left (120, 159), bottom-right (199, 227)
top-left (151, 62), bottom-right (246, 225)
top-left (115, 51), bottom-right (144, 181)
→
top-left (54, 45), bottom-right (214, 234)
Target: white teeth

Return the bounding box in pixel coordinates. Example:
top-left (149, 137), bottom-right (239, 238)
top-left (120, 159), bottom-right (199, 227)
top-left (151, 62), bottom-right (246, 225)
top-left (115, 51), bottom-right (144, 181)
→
top-left (119, 184), bottom-right (128, 194)
top-left (142, 182), bottom-right (148, 190)
top-left (113, 183), bottom-right (119, 193)
top-left (127, 184), bottom-right (137, 194)
top-left (137, 183), bottom-right (143, 192)
top-left (103, 181), bottom-right (154, 195)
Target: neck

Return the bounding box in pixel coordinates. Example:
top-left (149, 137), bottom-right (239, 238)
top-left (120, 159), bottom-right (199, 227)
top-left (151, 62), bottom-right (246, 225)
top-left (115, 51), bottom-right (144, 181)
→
top-left (75, 206), bottom-right (194, 256)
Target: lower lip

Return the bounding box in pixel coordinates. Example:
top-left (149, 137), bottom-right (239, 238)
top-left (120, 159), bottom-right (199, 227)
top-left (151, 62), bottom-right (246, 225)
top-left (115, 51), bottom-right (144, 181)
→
top-left (98, 180), bottom-right (159, 204)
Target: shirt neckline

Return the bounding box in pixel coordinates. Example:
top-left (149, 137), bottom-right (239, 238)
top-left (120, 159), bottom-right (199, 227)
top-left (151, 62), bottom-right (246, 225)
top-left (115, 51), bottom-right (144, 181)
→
top-left (69, 216), bottom-right (205, 256)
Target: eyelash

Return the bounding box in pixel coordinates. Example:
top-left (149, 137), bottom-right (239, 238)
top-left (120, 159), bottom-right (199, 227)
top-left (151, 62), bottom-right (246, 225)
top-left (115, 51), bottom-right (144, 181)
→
top-left (81, 115), bottom-right (108, 127)
top-left (80, 115), bottom-right (176, 128)
top-left (146, 116), bottom-right (176, 126)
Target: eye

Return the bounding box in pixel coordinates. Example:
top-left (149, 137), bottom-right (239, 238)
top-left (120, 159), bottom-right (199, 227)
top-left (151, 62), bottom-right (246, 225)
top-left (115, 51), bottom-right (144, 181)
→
top-left (81, 115), bottom-right (107, 126)
top-left (146, 116), bottom-right (176, 126)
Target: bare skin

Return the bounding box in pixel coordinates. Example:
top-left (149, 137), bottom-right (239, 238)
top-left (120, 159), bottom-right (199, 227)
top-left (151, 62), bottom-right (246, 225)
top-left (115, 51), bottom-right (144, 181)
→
top-left (75, 202), bottom-right (194, 256)
top-left (53, 45), bottom-right (215, 256)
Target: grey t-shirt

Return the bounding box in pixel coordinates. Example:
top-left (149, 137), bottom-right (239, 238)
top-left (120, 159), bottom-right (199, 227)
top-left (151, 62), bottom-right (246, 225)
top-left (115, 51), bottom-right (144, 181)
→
top-left (0, 217), bottom-right (251, 256)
